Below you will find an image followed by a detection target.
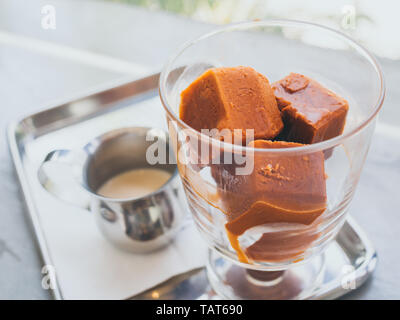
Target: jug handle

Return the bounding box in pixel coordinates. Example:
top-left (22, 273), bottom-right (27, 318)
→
top-left (38, 149), bottom-right (91, 210)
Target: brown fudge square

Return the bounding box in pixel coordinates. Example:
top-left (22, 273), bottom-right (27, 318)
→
top-left (179, 66), bottom-right (283, 144)
top-left (212, 140), bottom-right (327, 223)
top-left (272, 73), bottom-right (349, 144)
top-left (213, 139), bottom-right (327, 263)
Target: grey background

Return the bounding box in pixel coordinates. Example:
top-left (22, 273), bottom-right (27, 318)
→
top-left (0, 0), bottom-right (398, 299)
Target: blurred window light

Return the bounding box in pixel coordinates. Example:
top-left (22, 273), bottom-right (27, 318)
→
top-left (106, 0), bottom-right (400, 60)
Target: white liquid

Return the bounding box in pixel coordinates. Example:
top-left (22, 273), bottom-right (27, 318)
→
top-left (97, 168), bottom-right (172, 199)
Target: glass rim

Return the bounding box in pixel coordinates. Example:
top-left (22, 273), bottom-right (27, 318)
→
top-left (159, 19), bottom-right (385, 154)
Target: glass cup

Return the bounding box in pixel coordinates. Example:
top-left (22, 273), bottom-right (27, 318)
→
top-left (159, 20), bottom-right (385, 299)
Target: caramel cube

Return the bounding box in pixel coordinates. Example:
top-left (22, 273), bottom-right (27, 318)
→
top-left (216, 140), bottom-right (326, 222)
top-left (213, 139), bottom-right (327, 263)
top-left (272, 73), bottom-right (348, 144)
top-left (180, 66), bottom-right (283, 143)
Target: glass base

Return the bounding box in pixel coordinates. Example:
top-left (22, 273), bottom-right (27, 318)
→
top-left (206, 249), bottom-right (326, 300)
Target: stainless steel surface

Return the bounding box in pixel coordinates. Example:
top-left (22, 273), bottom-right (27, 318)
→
top-left (37, 127), bottom-right (183, 254)
top-left (132, 216), bottom-right (377, 300)
top-left (309, 216), bottom-right (377, 299)
top-left (7, 73), bottom-right (169, 299)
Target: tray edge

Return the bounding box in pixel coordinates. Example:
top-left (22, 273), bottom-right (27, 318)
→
top-left (7, 122), bottom-right (64, 300)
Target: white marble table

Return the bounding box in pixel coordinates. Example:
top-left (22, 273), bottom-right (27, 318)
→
top-left (0, 0), bottom-right (399, 299)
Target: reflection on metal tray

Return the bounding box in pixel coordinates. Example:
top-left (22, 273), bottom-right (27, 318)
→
top-left (132, 216), bottom-right (377, 300)
top-left (7, 73), bottom-right (376, 300)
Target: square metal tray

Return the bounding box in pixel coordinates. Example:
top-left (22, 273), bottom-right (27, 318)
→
top-left (7, 73), bottom-right (377, 300)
